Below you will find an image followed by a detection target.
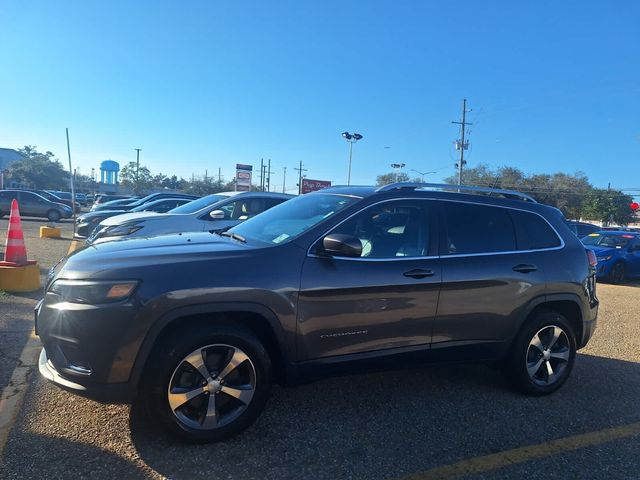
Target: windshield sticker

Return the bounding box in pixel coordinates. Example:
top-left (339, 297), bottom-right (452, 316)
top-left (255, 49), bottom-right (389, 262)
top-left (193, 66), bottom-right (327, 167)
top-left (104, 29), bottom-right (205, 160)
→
top-left (272, 233), bottom-right (290, 244)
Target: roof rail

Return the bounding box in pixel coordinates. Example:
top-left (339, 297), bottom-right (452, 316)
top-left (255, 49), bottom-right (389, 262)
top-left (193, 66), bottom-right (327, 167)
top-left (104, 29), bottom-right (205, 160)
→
top-left (375, 182), bottom-right (537, 203)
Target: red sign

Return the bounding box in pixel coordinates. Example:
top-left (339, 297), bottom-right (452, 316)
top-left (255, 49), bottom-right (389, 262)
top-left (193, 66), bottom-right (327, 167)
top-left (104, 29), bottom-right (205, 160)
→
top-left (301, 179), bottom-right (331, 194)
top-left (631, 202), bottom-right (639, 211)
top-left (235, 163), bottom-right (253, 192)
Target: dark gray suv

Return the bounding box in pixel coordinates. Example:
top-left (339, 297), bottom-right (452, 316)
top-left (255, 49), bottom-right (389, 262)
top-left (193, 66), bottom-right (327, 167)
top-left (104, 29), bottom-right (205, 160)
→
top-left (0, 189), bottom-right (73, 221)
top-left (36, 183), bottom-right (598, 442)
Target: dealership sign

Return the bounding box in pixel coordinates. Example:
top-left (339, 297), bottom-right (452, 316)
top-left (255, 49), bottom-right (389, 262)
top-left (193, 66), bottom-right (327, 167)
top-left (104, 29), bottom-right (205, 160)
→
top-left (301, 178), bottom-right (331, 194)
top-left (235, 164), bottom-right (253, 192)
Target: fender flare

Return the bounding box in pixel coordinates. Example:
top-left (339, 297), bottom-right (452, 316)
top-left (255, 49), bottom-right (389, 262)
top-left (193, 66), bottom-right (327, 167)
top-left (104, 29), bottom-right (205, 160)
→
top-left (128, 302), bottom-right (292, 387)
top-left (514, 292), bottom-right (585, 340)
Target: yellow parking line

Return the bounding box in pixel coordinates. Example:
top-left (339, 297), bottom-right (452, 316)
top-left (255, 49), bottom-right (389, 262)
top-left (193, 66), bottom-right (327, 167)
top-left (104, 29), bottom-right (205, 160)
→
top-left (399, 421), bottom-right (640, 480)
top-left (67, 240), bottom-right (81, 255)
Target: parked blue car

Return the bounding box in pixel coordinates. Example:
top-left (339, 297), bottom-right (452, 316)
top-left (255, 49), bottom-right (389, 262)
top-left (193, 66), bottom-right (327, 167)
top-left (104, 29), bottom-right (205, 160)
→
top-left (581, 231), bottom-right (640, 283)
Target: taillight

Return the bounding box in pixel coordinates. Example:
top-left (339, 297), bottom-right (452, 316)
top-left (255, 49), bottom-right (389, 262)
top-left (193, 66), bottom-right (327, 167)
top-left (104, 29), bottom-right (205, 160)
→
top-left (586, 249), bottom-right (597, 267)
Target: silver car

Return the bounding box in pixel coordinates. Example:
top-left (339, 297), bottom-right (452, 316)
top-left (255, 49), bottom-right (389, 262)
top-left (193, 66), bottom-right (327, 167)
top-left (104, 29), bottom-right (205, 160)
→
top-left (87, 191), bottom-right (293, 244)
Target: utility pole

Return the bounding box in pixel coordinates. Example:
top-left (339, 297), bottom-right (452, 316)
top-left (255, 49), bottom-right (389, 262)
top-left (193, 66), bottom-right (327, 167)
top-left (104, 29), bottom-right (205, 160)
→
top-left (295, 160), bottom-right (308, 195)
top-left (267, 159), bottom-right (272, 192)
top-left (66, 128), bottom-right (76, 234)
top-left (218, 167), bottom-right (222, 184)
top-left (134, 148), bottom-right (142, 193)
top-left (259, 158), bottom-right (264, 191)
top-left (282, 166), bottom-right (287, 193)
top-left (452, 99), bottom-right (472, 186)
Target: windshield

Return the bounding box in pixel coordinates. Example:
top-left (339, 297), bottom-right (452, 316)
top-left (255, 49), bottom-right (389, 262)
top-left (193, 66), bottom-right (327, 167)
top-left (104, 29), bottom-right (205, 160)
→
top-left (582, 233), bottom-right (633, 248)
top-left (127, 194), bottom-right (161, 207)
top-left (229, 193), bottom-right (360, 244)
top-left (169, 194), bottom-right (227, 214)
top-left (131, 199), bottom-right (165, 212)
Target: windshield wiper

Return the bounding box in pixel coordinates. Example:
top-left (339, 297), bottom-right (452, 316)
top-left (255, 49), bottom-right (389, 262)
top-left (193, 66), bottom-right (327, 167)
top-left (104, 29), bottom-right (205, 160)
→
top-left (220, 231), bottom-right (246, 243)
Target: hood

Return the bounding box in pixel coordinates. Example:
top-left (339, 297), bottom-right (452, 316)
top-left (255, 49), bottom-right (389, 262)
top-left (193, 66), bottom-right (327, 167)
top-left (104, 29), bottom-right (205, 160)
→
top-left (99, 211), bottom-right (166, 226)
top-left (77, 209), bottom-right (131, 222)
top-left (60, 231), bottom-right (254, 278)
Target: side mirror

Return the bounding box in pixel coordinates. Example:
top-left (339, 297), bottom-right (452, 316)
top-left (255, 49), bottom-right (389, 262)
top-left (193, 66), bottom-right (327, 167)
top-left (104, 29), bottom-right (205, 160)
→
top-left (322, 234), bottom-right (362, 258)
top-left (209, 209), bottom-right (225, 220)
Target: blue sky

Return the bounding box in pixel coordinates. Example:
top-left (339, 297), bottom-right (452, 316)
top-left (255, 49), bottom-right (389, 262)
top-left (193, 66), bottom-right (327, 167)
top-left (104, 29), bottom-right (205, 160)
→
top-left (1, 1), bottom-right (638, 194)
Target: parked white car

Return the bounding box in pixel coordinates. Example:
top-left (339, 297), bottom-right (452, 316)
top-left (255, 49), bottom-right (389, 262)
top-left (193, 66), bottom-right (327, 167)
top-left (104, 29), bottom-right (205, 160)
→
top-left (87, 191), bottom-right (293, 244)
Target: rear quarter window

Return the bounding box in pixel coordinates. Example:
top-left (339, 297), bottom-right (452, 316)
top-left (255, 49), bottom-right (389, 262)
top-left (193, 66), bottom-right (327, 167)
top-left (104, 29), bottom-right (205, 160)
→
top-left (510, 210), bottom-right (562, 250)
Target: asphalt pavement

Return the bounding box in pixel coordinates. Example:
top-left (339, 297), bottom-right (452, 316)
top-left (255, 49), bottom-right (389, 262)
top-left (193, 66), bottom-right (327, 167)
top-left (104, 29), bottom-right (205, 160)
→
top-left (1, 218), bottom-right (639, 479)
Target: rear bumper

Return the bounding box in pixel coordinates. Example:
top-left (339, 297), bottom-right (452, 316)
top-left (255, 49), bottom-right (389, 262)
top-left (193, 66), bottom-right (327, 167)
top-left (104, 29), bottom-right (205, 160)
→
top-left (38, 348), bottom-right (136, 403)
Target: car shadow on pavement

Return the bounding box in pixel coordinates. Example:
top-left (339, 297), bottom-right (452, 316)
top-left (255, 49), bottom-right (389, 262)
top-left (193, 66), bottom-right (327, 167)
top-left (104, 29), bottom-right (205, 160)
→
top-left (127, 353), bottom-right (640, 480)
top-left (0, 435), bottom-right (153, 479)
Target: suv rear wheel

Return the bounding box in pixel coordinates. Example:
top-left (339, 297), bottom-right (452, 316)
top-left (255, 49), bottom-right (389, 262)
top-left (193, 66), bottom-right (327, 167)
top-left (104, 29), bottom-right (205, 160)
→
top-left (504, 310), bottom-right (576, 395)
top-left (140, 324), bottom-right (272, 442)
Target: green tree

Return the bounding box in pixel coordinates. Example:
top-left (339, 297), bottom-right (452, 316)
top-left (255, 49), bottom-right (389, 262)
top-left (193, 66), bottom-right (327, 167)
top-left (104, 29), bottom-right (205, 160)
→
top-left (120, 161), bottom-right (153, 194)
top-left (6, 146), bottom-right (69, 189)
top-left (582, 189), bottom-right (636, 225)
top-left (445, 164), bottom-right (592, 218)
top-left (376, 172), bottom-right (421, 186)
top-left (444, 163), bottom-right (498, 187)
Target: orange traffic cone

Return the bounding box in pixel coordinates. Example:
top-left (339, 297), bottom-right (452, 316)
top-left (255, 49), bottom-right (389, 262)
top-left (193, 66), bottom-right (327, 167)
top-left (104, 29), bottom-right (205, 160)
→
top-left (0, 199), bottom-right (39, 292)
top-left (4, 199), bottom-right (28, 266)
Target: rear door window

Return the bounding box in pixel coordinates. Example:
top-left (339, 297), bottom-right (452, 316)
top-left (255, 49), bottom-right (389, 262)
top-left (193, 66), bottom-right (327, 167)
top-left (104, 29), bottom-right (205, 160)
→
top-left (440, 202), bottom-right (516, 255)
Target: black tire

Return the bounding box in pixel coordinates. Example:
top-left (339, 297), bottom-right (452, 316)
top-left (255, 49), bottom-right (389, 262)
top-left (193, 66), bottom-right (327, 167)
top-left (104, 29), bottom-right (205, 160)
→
top-left (139, 323), bottom-right (272, 443)
top-left (47, 209), bottom-right (61, 222)
top-left (609, 262), bottom-right (625, 284)
top-left (504, 310), bottom-right (576, 396)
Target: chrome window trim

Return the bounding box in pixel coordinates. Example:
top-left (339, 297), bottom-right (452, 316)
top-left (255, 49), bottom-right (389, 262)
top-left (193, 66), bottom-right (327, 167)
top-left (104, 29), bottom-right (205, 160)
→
top-left (306, 196), bottom-right (565, 261)
top-left (437, 198), bottom-right (565, 256)
top-left (306, 197), bottom-right (435, 262)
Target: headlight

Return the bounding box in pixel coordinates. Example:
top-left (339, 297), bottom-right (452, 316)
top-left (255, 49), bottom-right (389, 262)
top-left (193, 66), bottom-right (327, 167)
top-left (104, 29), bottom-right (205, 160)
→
top-left (596, 255), bottom-right (613, 262)
top-left (50, 279), bottom-right (138, 304)
top-left (103, 223), bottom-right (143, 237)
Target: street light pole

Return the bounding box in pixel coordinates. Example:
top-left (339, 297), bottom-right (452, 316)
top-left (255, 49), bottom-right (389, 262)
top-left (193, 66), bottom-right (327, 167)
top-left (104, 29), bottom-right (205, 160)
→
top-left (410, 169), bottom-right (436, 182)
top-left (282, 166), bottom-right (286, 194)
top-left (134, 148), bottom-right (142, 194)
top-left (341, 131), bottom-right (363, 185)
top-left (391, 163), bottom-right (406, 182)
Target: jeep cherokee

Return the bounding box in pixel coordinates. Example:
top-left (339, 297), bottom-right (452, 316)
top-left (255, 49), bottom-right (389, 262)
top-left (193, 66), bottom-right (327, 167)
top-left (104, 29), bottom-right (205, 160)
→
top-left (36, 183), bottom-right (598, 442)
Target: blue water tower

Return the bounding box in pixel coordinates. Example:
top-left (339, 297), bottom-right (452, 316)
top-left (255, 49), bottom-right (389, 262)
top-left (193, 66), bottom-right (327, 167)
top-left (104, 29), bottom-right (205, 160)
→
top-left (100, 160), bottom-right (120, 184)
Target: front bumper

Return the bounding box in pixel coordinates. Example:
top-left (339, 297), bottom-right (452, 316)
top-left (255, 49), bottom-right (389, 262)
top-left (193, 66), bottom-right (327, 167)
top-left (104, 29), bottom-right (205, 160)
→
top-left (35, 293), bottom-right (143, 403)
top-left (73, 221), bottom-right (93, 239)
top-left (595, 262), bottom-right (613, 278)
top-left (39, 348), bottom-right (135, 402)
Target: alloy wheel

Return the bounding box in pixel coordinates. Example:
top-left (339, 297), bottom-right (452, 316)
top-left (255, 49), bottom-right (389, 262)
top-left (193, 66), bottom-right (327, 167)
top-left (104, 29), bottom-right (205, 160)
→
top-left (167, 344), bottom-right (256, 430)
top-left (525, 325), bottom-right (570, 387)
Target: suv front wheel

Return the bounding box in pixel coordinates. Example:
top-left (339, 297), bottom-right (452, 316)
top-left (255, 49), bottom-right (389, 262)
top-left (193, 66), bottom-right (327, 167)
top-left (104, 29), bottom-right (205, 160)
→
top-left (140, 324), bottom-right (272, 442)
top-left (504, 310), bottom-right (576, 395)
